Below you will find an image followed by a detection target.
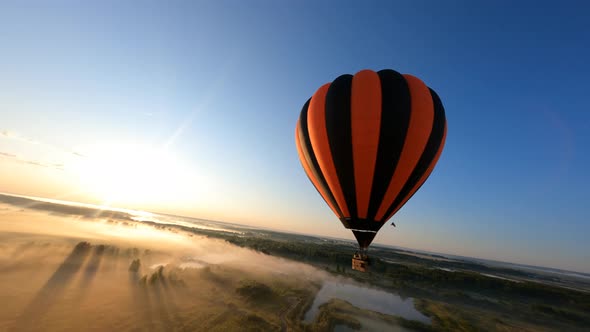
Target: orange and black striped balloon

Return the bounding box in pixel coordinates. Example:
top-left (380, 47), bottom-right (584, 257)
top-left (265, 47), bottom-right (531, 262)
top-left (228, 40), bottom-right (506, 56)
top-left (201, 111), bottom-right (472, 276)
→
top-left (295, 69), bottom-right (447, 249)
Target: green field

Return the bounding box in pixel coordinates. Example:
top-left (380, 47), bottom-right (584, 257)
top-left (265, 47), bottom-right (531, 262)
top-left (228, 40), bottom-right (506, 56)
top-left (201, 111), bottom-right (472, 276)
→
top-left (1, 197), bottom-right (589, 332)
top-left (176, 223), bottom-right (590, 331)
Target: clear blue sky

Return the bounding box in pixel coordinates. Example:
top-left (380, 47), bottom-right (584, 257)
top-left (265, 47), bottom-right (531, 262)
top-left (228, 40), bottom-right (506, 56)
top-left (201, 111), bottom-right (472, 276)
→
top-left (0, 1), bottom-right (589, 273)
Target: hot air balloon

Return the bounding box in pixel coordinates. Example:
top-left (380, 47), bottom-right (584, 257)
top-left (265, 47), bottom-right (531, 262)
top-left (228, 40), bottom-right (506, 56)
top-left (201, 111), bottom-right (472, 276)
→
top-left (295, 69), bottom-right (447, 272)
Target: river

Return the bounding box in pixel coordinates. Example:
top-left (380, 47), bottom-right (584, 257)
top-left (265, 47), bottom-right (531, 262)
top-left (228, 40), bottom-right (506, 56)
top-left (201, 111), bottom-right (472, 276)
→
top-left (304, 280), bottom-right (430, 324)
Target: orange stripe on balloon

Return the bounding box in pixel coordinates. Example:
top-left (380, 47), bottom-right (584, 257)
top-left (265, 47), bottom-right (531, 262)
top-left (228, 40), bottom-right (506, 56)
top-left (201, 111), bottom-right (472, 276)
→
top-left (307, 83), bottom-right (350, 217)
top-left (295, 120), bottom-right (340, 216)
top-left (375, 75), bottom-right (434, 221)
top-left (351, 70), bottom-right (381, 218)
top-left (384, 123), bottom-right (447, 221)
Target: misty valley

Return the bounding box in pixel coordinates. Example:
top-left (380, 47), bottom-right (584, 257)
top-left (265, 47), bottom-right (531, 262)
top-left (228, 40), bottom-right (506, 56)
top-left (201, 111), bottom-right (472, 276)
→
top-left (0, 194), bottom-right (589, 331)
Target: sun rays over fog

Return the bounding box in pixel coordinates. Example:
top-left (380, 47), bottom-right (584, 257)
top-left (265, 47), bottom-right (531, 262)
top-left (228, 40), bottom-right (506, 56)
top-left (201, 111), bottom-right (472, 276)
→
top-left (70, 142), bottom-right (200, 207)
top-left (0, 196), bottom-right (330, 331)
top-left (0, 129), bottom-right (225, 218)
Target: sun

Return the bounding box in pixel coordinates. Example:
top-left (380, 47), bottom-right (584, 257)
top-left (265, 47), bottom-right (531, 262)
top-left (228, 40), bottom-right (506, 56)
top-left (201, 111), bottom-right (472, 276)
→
top-left (71, 142), bottom-right (194, 208)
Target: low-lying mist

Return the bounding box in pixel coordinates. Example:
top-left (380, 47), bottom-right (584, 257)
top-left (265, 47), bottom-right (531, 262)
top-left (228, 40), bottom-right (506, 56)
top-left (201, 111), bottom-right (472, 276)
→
top-left (0, 197), bottom-right (330, 331)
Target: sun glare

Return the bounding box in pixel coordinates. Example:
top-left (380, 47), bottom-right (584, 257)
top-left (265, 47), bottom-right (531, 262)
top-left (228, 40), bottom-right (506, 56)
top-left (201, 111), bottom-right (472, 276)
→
top-left (71, 142), bottom-right (195, 207)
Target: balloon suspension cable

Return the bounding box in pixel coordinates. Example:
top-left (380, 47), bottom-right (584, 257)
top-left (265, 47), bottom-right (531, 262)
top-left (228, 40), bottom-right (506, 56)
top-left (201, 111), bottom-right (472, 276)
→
top-left (354, 246), bottom-right (369, 260)
top-left (352, 246), bottom-right (370, 272)
top-left (358, 246), bottom-right (368, 257)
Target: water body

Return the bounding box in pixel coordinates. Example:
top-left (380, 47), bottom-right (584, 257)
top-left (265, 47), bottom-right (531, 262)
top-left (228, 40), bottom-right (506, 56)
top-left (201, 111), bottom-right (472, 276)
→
top-left (334, 325), bottom-right (355, 332)
top-left (304, 280), bottom-right (430, 324)
top-left (334, 317), bottom-right (416, 332)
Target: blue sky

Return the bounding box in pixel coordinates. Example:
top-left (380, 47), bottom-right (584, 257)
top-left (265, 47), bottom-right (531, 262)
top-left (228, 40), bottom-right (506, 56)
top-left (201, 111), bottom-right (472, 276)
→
top-left (0, 1), bottom-right (589, 272)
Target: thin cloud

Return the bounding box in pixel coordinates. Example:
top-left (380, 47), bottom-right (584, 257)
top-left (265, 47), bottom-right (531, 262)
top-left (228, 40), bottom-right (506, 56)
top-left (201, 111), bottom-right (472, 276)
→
top-left (0, 150), bottom-right (64, 171)
top-left (0, 129), bottom-right (85, 158)
top-left (20, 159), bottom-right (65, 171)
top-left (0, 130), bottom-right (40, 145)
top-left (0, 151), bottom-right (17, 158)
top-left (0, 129), bottom-right (85, 169)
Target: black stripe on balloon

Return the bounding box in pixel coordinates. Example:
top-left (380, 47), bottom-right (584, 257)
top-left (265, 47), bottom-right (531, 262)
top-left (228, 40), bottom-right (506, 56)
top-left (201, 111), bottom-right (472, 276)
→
top-left (351, 231), bottom-right (377, 250)
top-left (324, 74), bottom-right (357, 219)
top-left (339, 217), bottom-right (383, 232)
top-left (298, 98), bottom-right (344, 218)
top-left (379, 88), bottom-right (446, 222)
top-left (366, 69), bottom-right (412, 222)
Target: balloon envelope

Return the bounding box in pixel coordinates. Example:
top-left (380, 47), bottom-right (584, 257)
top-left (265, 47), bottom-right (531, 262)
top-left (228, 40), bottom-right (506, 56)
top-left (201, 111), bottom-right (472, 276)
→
top-left (295, 69), bottom-right (447, 249)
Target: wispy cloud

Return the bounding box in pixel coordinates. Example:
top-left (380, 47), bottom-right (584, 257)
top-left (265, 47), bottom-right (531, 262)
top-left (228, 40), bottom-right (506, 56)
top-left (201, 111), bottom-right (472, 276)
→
top-left (0, 129), bottom-right (86, 170)
top-left (0, 151), bottom-right (17, 158)
top-left (0, 150), bottom-right (64, 171)
top-left (0, 129), bottom-right (85, 158)
top-left (22, 160), bottom-right (64, 170)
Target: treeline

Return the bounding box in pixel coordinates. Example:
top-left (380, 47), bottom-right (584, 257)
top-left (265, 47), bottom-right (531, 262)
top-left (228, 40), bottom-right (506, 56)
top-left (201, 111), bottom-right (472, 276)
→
top-left (181, 224), bottom-right (590, 327)
top-left (382, 263), bottom-right (589, 307)
top-left (189, 227), bottom-right (590, 307)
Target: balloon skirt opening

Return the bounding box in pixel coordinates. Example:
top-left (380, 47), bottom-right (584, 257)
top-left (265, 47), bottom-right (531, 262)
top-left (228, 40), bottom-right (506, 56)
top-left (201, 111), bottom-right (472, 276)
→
top-left (351, 230), bottom-right (377, 250)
